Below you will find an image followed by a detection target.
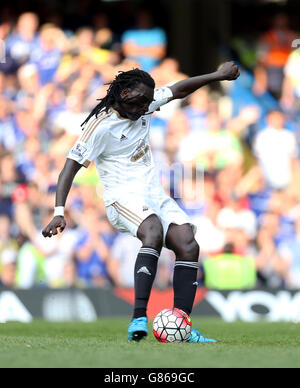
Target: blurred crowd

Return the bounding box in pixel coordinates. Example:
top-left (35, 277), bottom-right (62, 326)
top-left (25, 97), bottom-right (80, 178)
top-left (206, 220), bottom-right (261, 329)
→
top-left (1, 9), bottom-right (300, 290)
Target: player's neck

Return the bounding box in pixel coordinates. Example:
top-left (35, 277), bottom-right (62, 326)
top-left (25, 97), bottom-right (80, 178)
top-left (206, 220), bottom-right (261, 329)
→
top-left (111, 103), bottom-right (128, 120)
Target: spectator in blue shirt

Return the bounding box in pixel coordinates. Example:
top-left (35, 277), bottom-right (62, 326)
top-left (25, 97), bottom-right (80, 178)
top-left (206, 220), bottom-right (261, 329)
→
top-left (121, 9), bottom-right (167, 72)
top-left (74, 206), bottom-right (118, 287)
top-left (279, 217), bottom-right (300, 288)
top-left (5, 13), bottom-right (39, 71)
top-left (0, 97), bottom-right (25, 152)
top-left (30, 24), bottom-right (67, 86)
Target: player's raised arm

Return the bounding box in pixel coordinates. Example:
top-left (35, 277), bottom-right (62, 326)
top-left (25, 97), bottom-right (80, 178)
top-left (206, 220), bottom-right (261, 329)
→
top-left (169, 61), bottom-right (240, 100)
top-left (42, 158), bottom-right (82, 238)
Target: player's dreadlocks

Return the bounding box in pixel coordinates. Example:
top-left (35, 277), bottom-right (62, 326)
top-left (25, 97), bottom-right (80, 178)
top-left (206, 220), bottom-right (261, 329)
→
top-left (81, 68), bottom-right (155, 128)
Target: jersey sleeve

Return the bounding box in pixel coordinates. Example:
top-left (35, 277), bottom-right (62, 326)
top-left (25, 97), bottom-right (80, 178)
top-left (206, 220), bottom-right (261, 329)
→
top-left (148, 87), bottom-right (173, 114)
top-left (67, 119), bottom-right (108, 168)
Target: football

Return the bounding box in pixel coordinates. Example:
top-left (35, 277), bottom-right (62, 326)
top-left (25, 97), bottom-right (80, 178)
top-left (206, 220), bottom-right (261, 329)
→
top-left (153, 308), bottom-right (192, 343)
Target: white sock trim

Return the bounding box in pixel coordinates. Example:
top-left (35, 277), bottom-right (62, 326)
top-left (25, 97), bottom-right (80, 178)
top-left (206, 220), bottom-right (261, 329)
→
top-left (139, 247), bottom-right (160, 259)
top-left (174, 261), bottom-right (199, 269)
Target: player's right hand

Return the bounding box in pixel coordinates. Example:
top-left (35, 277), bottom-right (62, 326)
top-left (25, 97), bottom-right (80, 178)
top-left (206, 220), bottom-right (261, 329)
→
top-left (42, 216), bottom-right (66, 238)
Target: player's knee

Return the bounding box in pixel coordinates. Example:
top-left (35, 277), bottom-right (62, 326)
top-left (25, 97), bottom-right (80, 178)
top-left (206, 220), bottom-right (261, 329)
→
top-left (137, 214), bottom-right (164, 252)
top-left (175, 236), bottom-right (199, 261)
top-left (167, 224), bottom-right (199, 260)
top-left (182, 238), bottom-right (199, 261)
top-left (146, 218), bottom-right (164, 251)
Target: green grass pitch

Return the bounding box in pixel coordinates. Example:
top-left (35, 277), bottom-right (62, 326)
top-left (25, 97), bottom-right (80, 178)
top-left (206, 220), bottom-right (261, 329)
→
top-left (1, 318), bottom-right (300, 368)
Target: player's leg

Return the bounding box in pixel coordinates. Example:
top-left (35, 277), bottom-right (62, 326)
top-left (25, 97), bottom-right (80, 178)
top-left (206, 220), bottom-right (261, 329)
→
top-left (151, 195), bottom-right (200, 315)
top-left (165, 223), bottom-right (199, 316)
top-left (134, 214), bottom-right (163, 319)
top-left (165, 223), bottom-right (216, 343)
top-left (127, 214), bottom-right (163, 341)
top-left (107, 201), bottom-right (163, 341)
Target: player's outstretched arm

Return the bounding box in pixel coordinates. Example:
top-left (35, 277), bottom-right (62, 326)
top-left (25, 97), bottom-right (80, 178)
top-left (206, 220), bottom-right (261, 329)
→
top-left (169, 61), bottom-right (240, 100)
top-left (42, 158), bottom-right (82, 238)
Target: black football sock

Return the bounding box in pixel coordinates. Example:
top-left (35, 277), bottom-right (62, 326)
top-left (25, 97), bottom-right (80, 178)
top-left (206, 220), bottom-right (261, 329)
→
top-left (133, 246), bottom-right (160, 319)
top-left (173, 261), bottom-right (199, 316)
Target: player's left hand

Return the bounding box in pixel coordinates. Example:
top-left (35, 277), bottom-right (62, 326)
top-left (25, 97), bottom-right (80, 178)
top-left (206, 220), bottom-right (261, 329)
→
top-left (42, 216), bottom-right (66, 238)
top-left (218, 61), bottom-right (240, 81)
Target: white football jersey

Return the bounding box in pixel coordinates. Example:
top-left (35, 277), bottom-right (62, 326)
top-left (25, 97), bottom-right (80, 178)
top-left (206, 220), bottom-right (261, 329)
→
top-left (67, 87), bottom-right (173, 206)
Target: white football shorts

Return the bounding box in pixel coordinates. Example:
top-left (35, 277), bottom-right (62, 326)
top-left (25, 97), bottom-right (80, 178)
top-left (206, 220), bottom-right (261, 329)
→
top-left (106, 196), bottom-right (197, 243)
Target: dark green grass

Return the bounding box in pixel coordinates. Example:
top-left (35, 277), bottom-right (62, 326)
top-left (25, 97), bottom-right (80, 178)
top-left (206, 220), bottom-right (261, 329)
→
top-left (0, 318), bottom-right (300, 368)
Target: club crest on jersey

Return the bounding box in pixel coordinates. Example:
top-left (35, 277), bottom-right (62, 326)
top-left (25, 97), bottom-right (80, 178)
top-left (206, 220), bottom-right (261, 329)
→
top-left (71, 143), bottom-right (87, 158)
top-left (142, 118), bottom-right (147, 127)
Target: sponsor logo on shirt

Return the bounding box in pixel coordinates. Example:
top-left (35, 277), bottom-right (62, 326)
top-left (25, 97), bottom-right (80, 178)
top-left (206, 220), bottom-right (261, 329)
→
top-left (130, 140), bottom-right (150, 163)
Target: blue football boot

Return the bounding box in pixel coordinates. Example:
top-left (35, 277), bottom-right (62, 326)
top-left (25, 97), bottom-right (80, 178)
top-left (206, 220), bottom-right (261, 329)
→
top-left (128, 317), bottom-right (148, 342)
top-left (188, 328), bottom-right (217, 343)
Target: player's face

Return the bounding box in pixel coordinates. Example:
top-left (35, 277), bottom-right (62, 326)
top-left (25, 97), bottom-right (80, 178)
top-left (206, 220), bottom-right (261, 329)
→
top-left (119, 83), bottom-right (154, 121)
